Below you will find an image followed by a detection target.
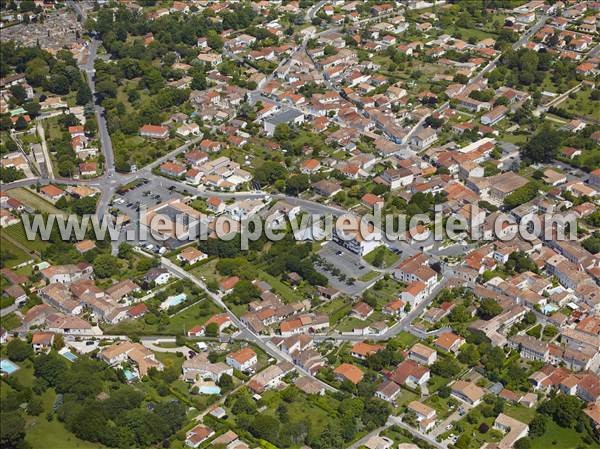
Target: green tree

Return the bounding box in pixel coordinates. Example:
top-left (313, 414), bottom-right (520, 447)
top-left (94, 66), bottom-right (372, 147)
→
top-left (76, 82), bottom-right (92, 105)
top-left (27, 396), bottom-right (43, 416)
top-left (7, 338), bottom-right (33, 361)
top-left (504, 182), bottom-right (539, 209)
top-left (514, 437), bottom-right (532, 449)
top-left (478, 298), bottom-right (502, 320)
top-left (218, 373), bottom-right (234, 393)
top-left (529, 414), bottom-right (546, 437)
top-left (0, 412), bottom-right (26, 449)
top-left (431, 357), bottom-right (461, 378)
top-left (205, 322), bottom-right (219, 337)
top-left (14, 116), bottom-right (28, 130)
top-left (522, 124), bottom-right (562, 163)
top-left (250, 414), bottom-right (280, 442)
top-left (93, 254), bottom-right (119, 278)
top-left (286, 174), bottom-right (310, 195)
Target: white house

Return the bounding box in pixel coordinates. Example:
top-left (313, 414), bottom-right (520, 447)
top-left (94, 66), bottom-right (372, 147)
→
top-left (226, 347), bottom-right (257, 372)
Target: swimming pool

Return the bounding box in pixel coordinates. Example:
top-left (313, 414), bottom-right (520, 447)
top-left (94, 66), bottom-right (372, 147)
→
top-left (59, 350), bottom-right (78, 362)
top-left (123, 369), bottom-right (138, 382)
top-left (199, 385), bottom-right (221, 395)
top-left (0, 359), bottom-right (19, 374)
top-left (160, 293), bottom-right (187, 310)
top-left (542, 303), bottom-right (559, 314)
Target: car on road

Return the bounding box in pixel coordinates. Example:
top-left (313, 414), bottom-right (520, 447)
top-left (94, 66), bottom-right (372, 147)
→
top-left (336, 250), bottom-right (343, 256)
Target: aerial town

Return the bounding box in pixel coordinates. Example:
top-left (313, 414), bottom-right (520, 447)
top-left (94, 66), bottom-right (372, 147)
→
top-left (0, 1), bottom-right (600, 449)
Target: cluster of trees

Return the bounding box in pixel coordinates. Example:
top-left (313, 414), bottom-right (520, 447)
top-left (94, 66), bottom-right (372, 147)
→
top-left (264, 236), bottom-right (327, 286)
top-left (0, 166), bottom-right (25, 183)
top-left (505, 251), bottom-right (538, 274)
top-left (522, 124), bottom-right (563, 163)
top-left (504, 182), bottom-right (540, 209)
top-left (225, 386), bottom-right (390, 449)
top-left (489, 48), bottom-right (575, 92)
top-left (0, 41), bottom-right (90, 113)
top-left (32, 352), bottom-right (187, 448)
top-left (582, 232), bottom-right (600, 255)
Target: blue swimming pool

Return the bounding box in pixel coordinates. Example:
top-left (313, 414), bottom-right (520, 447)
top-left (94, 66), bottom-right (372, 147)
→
top-left (0, 359), bottom-right (19, 374)
top-left (123, 369), bottom-right (138, 382)
top-left (160, 293), bottom-right (187, 310)
top-left (542, 303), bottom-right (558, 314)
top-left (60, 351), bottom-right (78, 362)
top-left (199, 385), bottom-right (221, 395)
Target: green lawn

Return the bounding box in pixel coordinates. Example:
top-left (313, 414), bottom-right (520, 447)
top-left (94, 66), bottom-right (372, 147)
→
top-left (504, 404), bottom-right (536, 424)
top-left (424, 393), bottom-right (458, 420)
top-left (0, 312), bottom-right (23, 330)
top-left (394, 388), bottom-right (420, 408)
top-left (112, 132), bottom-right (184, 168)
top-left (530, 419), bottom-right (587, 449)
top-left (256, 270), bottom-right (302, 304)
top-left (190, 259), bottom-right (220, 285)
top-left (363, 246), bottom-right (400, 269)
top-left (26, 405), bottom-right (108, 449)
top-left (362, 277), bottom-right (404, 307)
top-left (104, 298), bottom-right (220, 336)
top-left (3, 222), bottom-right (51, 253)
top-left (0, 235), bottom-right (33, 267)
top-left (316, 296), bottom-right (352, 326)
top-left (455, 27), bottom-right (496, 40)
top-left (336, 310), bottom-right (387, 332)
top-left (0, 362), bottom-right (107, 449)
top-left (359, 270), bottom-right (379, 282)
top-left (560, 88), bottom-right (600, 121)
top-left (8, 188), bottom-right (67, 216)
top-left (225, 388), bottom-right (343, 448)
top-left (388, 332), bottom-right (418, 350)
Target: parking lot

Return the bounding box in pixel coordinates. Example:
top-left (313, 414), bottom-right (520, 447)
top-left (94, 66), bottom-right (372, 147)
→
top-left (318, 242), bottom-right (372, 280)
top-left (315, 242), bottom-right (381, 296)
top-left (109, 176), bottom-right (187, 250)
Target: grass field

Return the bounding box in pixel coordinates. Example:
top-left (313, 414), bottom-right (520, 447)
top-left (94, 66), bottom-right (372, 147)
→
top-left (226, 388), bottom-right (343, 448)
top-left (1, 360), bottom-right (106, 449)
top-left (8, 188), bottom-right (67, 216)
top-left (0, 235), bottom-right (33, 266)
top-left (3, 222), bottom-right (51, 253)
top-left (256, 270), bottom-right (303, 304)
top-left (560, 88), bottom-right (600, 121)
top-left (504, 404), bottom-right (536, 424)
top-left (316, 296), bottom-right (352, 326)
top-left (363, 246), bottom-right (400, 269)
top-left (455, 27), bottom-right (496, 40)
top-left (388, 332), bottom-right (418, 349)
top-left (530, 419), bottom-right (587, 449)
top-left (26, 399), bottom-right (108, 449)
top-left (359, 270), bottom-right (379, 282)
top-left (104, 298), bottom-right (220, 336)
top-left (0, 312), bottom-right (23, 330)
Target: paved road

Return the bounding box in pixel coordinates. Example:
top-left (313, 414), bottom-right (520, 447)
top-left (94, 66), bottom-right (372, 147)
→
top-left (314, 278), bottom-right (450, 343)
top-left (0, 303), bottom-right (19, 318)
top-left (429, 405), bottom-right (470, 440)
top-left (160, 257), bottom-right (338, 393)
top-left (140, 135), bottom-right (204, 172)
top-left (36, 123), bottom-right (54, 179)
top-left (140, 336), bottom-right (192, 357)
top-left (536, 82), bottom-right (583, 114)
top-left (388, 416), bottom-right (446, 449)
